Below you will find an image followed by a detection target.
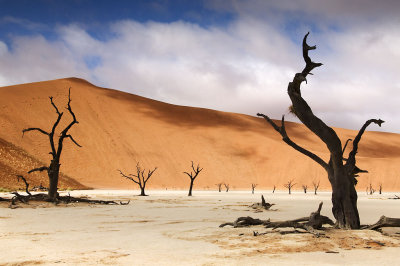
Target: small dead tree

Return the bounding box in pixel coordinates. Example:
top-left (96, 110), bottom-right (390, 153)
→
top-left (312, 180), bottom-right (320, 195)
top-left (251, 183), bottom-right (257, 194)
top-left (284, 180), bottom-right (296, 194)
top-left (118, 163), bottom-right (157, 196)
top-left (224, 183), bottom-right (230, 192)
top-left (369, 183), bottom-right (375, 195)
top-left (22, 89), bottom-right (80, 202)
top-left (216, 183), bottom-right (223, 192)
top-left (302, 184), bottom-right (308, 194)
top-left (378, 183), bottom-right (382, 194)
top-left (183, 161), bottom-right (203, 196)
top-left (272, 185), bottom-right (276, 193)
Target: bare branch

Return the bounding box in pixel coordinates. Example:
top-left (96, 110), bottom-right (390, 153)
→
top-left (49, 96), bottom-right (61, 115)
top-left (144, 167), bottom-right (157, 183)
top-left (118, 169), bottom-right (140, 185)
top-left (257, 113), bottom-right (329, 171)
top-left (22, 128), bottom-right (49, 137)
top-left (28, 166), bottom-right (49, 173)
top-left (16, 175), bottom-right (31, 196)
top-left (65, 135), bottom-right (82, 147)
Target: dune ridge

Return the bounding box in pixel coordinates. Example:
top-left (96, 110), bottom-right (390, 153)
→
top-left (0, 77), bottom-right (399, 191)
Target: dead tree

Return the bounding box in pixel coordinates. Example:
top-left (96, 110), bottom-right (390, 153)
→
top-left (216, 183), bottom-right (223, 192)
top-left (183, 161), bottom-right (203, 196)
top-left (302, 184), bottom-right (308, 194)
top-left (284, 180), bottom-right (296, 194)
top-left (118, 163), bottom-right (157, 196)
top-left (257, 33), bottom-right (384, 229)
top-left (378, 183), bottom-right (382, 194)
top-left (251, 183), bottom-right (257, 194)
top-left (312, 180), bottom-right (320, 195)
top-left (272, 185), bottom-right (276, 193)
top-left (369, 183), bottom-right (375, 195)
top-left (22, 89), bottom-right (80, 202)
top-left (224, 183), bottom-right (230, 192)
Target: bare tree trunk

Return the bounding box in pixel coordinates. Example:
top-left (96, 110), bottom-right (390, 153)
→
top-left (188, 179), bottom-right (194, 196)
top-left (140, 186), bottom-right (146, 196)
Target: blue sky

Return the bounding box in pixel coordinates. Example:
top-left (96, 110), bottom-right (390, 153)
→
top-left (0, 0), bottom-right (399, 133)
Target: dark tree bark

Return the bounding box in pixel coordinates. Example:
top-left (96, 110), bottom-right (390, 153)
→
top-left (22, 89), bottom-right (81, 202)
top-left (118, 163), bottom-right (157, 196)
top-left (183, 161), bottom-right (203, 196)
top-left (272, 185), bottom-right (276, 193)
top-left (250, 195), bottom-right (275, 211)
top-left (302, 185), bottom-right (308, 194)
top-left (378, 183), bottom-right (382, 194)
top-left (257, 33), bottom-right (384, 229)
top-left (284, 179), bottom-right (296, 194)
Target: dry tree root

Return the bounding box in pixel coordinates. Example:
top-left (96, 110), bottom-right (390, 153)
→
top-left (220, 202), bottom-right (334, 237)
top-left (249, 195), bottom-right (275, 211)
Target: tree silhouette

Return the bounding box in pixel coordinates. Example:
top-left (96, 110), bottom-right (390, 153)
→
top-left (183, 161), bottom-right (203, 196)
top-left (251, 183), bottom-right (257, 194)
top-left (312, 180), bottom-right (320, 195)
top-left (257, 33), bottom-right (384, 228)
top-left (22, 89), bottom-right (80, 201)
top-left (118, 163), bottom-right (157, 196)
top-left (284, 180), bottom-right (296, 194)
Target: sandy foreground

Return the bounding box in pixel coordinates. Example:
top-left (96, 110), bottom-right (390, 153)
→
top-left (1, 190), bottom-right (400, 265)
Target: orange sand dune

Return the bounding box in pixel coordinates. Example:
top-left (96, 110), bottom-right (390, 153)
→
top-left (0, 78), bottom-right (399, 191)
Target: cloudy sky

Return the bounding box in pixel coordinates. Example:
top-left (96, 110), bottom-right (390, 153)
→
top-left (0, 0), bottom-right (399, 132)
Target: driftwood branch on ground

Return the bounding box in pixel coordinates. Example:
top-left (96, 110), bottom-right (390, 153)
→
top-left (249, 195), bottom-right (275, 211)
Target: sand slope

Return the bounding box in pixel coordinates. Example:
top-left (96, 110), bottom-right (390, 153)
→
top-left (0, 78), bottom-right (399, 191)
top-left (0, 136), bottom-right (87, 190)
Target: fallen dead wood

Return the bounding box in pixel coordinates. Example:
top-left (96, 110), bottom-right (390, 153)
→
top-left (2, 192), bottom-right (130, 207)
top-left (363, 216), bottom-right (400, 230)
top-left (249, 195), bottom-right (275, 211)
top-left (220, 202), bottom-right (334, 237)
top-left (388, 195), bottom-right (400, 200)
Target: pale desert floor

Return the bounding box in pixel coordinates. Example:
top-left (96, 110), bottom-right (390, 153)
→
top-left (1, 190), bottom-right (400, 265)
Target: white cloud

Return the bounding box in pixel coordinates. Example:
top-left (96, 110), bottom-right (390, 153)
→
top-left (0, 6), bottom-right (399, 133)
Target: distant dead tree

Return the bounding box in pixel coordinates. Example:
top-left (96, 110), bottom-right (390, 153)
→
top-left (379, 183), bottom-right (383, 194)
top-left (272, 185), bottom-right (276, 193)
top-left (183, 161), bottom-right (203, 196)
top-left (257, 33), bottom-right (384, 228)
top-left (22, 89), bottom-right (80, 201)
top-left (251, 183), bottom-right (257, 194)
top-left (312, 180), bottom-right (320, 195)
top-left (118, 163), bottom-right (157, 196)
top-left (369, 183), bottom-right (375, 195)
top-left (284, 180), bottom-right (296, 194)
top-left (302, 184), bottom-right (308, 194)
top-left (224, 183), bottom-right (230, 192)
top-left (216, 183), bottom-right (223, 192)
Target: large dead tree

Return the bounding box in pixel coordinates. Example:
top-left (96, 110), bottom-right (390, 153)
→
top-left (257, 33), bottom-right (384, 229)
top-left (118, 163), bottom-right (157, 196)
top-left (183, 161), bottom-right (203, 196)
top-left (22, 89), bottom-right (80, 201)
